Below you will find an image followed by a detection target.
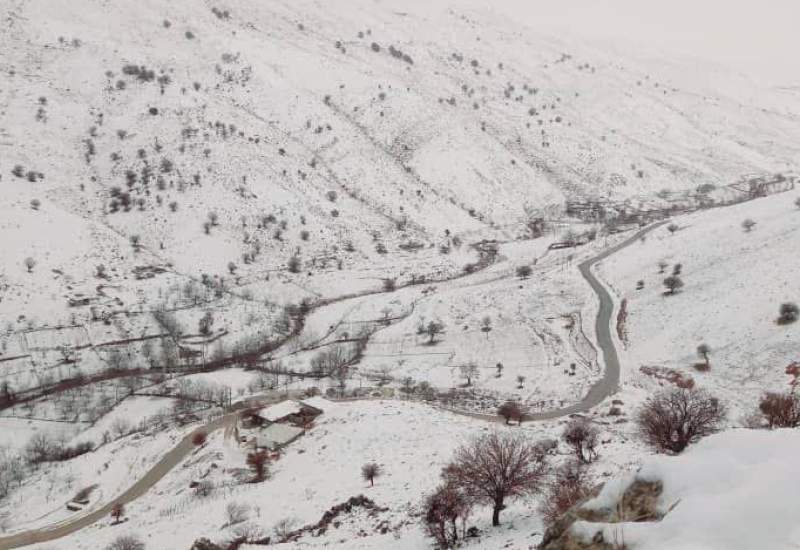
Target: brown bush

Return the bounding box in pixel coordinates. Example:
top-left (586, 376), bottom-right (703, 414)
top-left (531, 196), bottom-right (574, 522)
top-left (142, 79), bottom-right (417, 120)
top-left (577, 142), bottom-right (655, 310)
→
top-left (192, 431), bottom-right (207, 446)
top-left (758, 392), bottom-right (800, 428)
top-left (636, 388), bottom-right (726, 453)
top-left (562, 419), bottom-right (599, 463)
top-left (538, 460), bottom-right (592, 526)
top-left (423, 482), bottom-right (472, 548)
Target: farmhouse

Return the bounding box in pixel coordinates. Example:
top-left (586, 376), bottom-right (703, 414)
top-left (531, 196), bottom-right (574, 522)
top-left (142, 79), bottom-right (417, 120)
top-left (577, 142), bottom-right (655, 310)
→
top-left (240, 399), bottom-right (323, 429)
top-left (239, 399), bottom-right (324, 450)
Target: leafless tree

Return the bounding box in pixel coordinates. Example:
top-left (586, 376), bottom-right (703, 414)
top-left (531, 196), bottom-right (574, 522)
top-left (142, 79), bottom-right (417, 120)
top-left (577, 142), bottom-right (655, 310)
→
top-left (758, 392), bottom-right (800, 428)
top-left (636, 388), bottom-right (726, 453)
top-left (24, 257), bottom-right (35, 273)
top-left (696, 343), bottom-right (711, 368)
top-left (361, 462), bottom-right (382, 486)
top-left (663, 275), bottom-right (684, 295)
top-left (497, 401), bottom-right (524, 425)
top-left (423, 481), bottom-right (473, 548)
top-left (741, 218), bottom-right (757, 232)
top-left (459, 363), bottom-right (479, 386)
top-left (778, 302), bottom-right (799, 325)
top-left (110, 502), bottom-right (124, 524)
top-left (417, 319), bottom-right (445, 345)
top-left (480, 316), bottom-right (492, 337)
top-left (516, 374), bottom-right (525, 389)
top-left (443, 432), bottom-right (548, 526)
top-left (562, 419), bottom-right (599, 463)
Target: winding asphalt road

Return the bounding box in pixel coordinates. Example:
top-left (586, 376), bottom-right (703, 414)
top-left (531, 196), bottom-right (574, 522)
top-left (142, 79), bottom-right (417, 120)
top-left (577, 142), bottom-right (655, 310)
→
top-left (0, 222), bottom-right (665, 549)
top-left (524, 220), bottom-right (668, 421)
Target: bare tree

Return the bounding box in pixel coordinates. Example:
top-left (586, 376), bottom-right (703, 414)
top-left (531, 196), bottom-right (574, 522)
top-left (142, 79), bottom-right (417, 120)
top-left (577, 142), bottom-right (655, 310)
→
top-left (657, 260), bottom-right (668, 273)
top-left (741, 218), bottom-right (757, 232)
top-left (696, 343), bottom-right (711, 368)
top-left (24, 257), bottom-right (35, 273)
top-left (418, 320), bottom-right (445, 345)
top-left (443, 432), bottom-right (548, 526)
top-left (516, 374), bottom-right (525, 389)
top-left (663, 275), bottom-right (684, 295)
top-left (516, 265), bottom-right (532, 279)
top-left (423, 482), bottom-right (472, 548)
top-left (636, 388), bottom-right (726, 453)
top-left (562, 419), bottom-right (599, 463)
top-left (198, 311), bottom-right (214, 336)
top-left (758, 392), bottom-right (800, 428)
top-left (459, 363), bottom-right (479, 386)
top-left (361, 462), bottom-right (382, 486)
top-left (480, 316), bottom-right (492, 338)
top-left (778, 302), bottom-right (799, 325)
top-left (110, 502), bottom-right (125, 524)
top-left (497, 401), bottom-right (524, 425)
top-left (538, 460), bottom-right (592, 526)
top-left (667, 223), bottom-right (679, 235)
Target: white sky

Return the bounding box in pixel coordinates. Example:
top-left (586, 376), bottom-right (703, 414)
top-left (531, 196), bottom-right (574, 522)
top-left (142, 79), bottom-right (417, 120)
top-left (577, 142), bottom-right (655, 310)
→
top-left (392, 0), bottom-right (800, 86)
top-left (489, 0), bottom-right (800, 86)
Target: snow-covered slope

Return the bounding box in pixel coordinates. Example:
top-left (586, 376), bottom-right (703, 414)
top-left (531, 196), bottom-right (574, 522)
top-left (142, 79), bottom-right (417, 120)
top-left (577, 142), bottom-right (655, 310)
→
top-left (577, 429), bottom-right (800, 550)
top-left (3, 0), bottom-right (800, 331)
top-left (597, 190), bottom-right (800, 412)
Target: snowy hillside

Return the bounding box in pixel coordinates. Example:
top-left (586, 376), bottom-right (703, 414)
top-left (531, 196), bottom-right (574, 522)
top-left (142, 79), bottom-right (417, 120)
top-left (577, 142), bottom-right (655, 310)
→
top-left (597, 190), bottom-right (800, 413)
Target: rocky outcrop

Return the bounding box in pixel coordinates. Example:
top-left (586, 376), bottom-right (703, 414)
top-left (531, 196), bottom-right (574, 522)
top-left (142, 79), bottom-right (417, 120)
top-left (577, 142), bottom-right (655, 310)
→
top-left (539, 480), bottom-right (664, 550)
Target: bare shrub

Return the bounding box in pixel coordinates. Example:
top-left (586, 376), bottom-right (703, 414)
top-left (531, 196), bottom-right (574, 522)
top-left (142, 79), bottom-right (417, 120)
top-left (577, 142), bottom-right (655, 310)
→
top-left (105, 534), bottom-right (144, 550)
top-left (538, 460), bottom-right (592, 526)
top-left (636, 388), bottom-right (726, 453)
top-left (562, 419), bottom-right (599, 463)
top-left (273, 517), bottom-right (298, 542)
top-left (246, 450), bottom-right (270, 481)
top-left (516, 265), bottom-right (532, 279)
top-left (443, 432), bottom-right (548, 526)
top-left (192, 431), bottom-right (207, 446)
top-left (758, 392), bottom-right (800, 428)
top-left (225, 501), bottom-right (250, 526)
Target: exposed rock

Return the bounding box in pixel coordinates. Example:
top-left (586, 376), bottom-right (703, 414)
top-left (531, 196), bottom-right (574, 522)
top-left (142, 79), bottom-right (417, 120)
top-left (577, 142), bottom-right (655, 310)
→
top-left (539, 480), bottom-right (663, 550)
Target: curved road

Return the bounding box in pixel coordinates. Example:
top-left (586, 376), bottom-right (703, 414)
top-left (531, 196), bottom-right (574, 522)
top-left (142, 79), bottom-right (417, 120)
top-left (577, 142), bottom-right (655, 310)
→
top-left (0, 221), bottom-right (665, 549)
